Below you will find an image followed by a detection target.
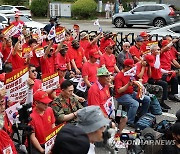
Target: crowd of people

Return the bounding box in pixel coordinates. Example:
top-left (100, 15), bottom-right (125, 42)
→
top-left (0, 13), bottom-right (180, 153)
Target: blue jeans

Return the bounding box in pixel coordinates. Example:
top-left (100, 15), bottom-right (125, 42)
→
top-left (116, 92), bottom-right (151, 124)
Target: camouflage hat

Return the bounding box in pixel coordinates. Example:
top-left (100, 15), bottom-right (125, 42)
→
top-left (97, 66), bottom-right (111, 76)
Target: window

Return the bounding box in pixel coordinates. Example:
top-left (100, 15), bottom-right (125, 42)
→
top-left (16, 7), bottom-right (29, 10)
top-left (155, 6), bottom-right (164, 10)
top-left (0, 16), bottom-right (6, 22)
top-left (0, 6), bottom-right (4, 10)
top-left (133, 6), bottom-right (146, 12)
top-left (145, 6), bottom-right (157, 11)
top-left (4, 6), bottom-right (13, 10)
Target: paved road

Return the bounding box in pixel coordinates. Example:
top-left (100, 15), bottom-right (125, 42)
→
top-left (36, 17), bottom-right (180, 154)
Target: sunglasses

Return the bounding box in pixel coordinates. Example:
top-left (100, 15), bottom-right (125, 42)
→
top-left (31, 69), bottom-right (37, 73)
top-left (124, 46), bottom-right (130, 48)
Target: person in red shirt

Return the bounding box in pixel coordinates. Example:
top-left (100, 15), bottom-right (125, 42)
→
top-left (11, 14), bottom-right (25, 46)
top-left (82, 48), bottom-right (100, 88)
top-left (139, 31), bottom-right (150, 53)
top-left (1, 38), bottom-right (13, 64)
top-left (68, 40), bottom-right (87, 74)
top-left (99, 31), bottom-right (115, 54)
top-left (0, 89), bottom-right (17, 154)
top-left (114, 59), bottom-right (150, 126)
top-left (30, 90), bottom-right (55, 153)
top-left (149, 44), bottom-right (180, 103)
top-left (11, 36), bottom-right (27, 70)
top-left (88, 66), bottom-right (127, 134)
top-left (100, 39), bottom-right (119, 74)
top-left (55, 44), bottom-right (71, 71)
top-left (129, 36), bottom-right (143, 63)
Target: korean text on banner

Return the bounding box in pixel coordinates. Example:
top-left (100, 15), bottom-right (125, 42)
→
top-left (2, 24), bottom-right (19, 38)
top-left (44, 123), bottom-right (65, 154)
top-left (55, 26), bottom-right (66, 43)
top-left (5, 66), bottom-right (29, 103)
top-left (42, 72), bottom-right (59, 91)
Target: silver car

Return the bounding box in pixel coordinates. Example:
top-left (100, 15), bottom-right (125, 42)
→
top-left (112, 4), bottom-right (180, 28)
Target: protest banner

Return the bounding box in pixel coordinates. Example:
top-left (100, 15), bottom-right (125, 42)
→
top-left (42, 72), bottom-right (59, 91)
top-left (5, 102), bottom-right (20, 125)
top-left (35, 46), bottom-right (44, 57)
top-left (2, 24), bottom-right (19, 38)
top-left (5, 66), bottom-right (29, 103)
top-left (55, 26), bottom-right (66, 43)
top-left (103, 97), bottom-right (115, 119)
top-left (44, 123), bottom-right (65, 154)
top-left (76, 78), bottom-right (87, 92)
top-left (141, 41), bottom-right (158, 55)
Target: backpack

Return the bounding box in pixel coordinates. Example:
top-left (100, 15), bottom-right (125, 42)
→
top-left (135, 113), bottom-right (156, 130)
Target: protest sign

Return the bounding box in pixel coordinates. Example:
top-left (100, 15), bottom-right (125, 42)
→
top-left (44, 123), bottom-right (65, 154)
top-left (5, 66), bottom-right (29, 103)
top-left (103, 97), bottom-right (115, 119)
top-left (35, 47), bottom-right (44, 57)
top-left (5, 102), bottom-right (20, 125)
top-left (124, 66), bottom-right (137, 77)
top-left (55, 26), bottom-right (66, 43)
top-left (2, 25), bottom-right (19, 38)
top-left (42, 72), bottom-right (59, 91)
top-left (141, 41), bottom-right (158, 55)
top-left (76, 78), bottom-right (87, 92)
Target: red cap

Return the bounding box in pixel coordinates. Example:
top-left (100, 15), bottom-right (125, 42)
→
top-left (140, 31), bottom-right (149, 37)
top-left (124, 59), bottom-right (134, 67)
top-left (161, 40), bottom-right (169, 47)
top-left (34, 90), bottom-right (52, 104)
top-left (104, 40), bottom-right (115, 48)
top-left (15, 14), bottom-right (19, 18)
top-left (0, 73), bottom-right (5, 82)
top-left (89, 48), bottom-right (100, 59)
top-left (56, 64), bottom-right (67, 71)
top-left (144, 55), bottom-right (155, 67)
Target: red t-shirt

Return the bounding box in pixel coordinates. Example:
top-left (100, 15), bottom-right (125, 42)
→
top-left (11, 53), bottom-right (26, 70)
top-left (86, 43), bottom-right (99, 60)
top-left (55, 53), bottom-right (70, 67)
top-left (82, 62), bottom-right (99, 83)
top-left (80, 39), bottom-right (90, 59)
top-left (40, 54), bottom-right (55, 74)
top-left (30, 107), bottom-right (55, 144)
top-left (0, 130), bottom-right (17, 154)
top-left (169, 46), bottom-right (178, 60)
top-left (2, 46), bottom-right (12, 63)
top-left (135, 62), bottom-right (149, 83)
top-left (30, 49), bottom-right (40, 68)
top-left (100, 53), bottom-right (116, 73)
top-left (129, 45), bottom-right (141, 63)
top-left (33, 79), bottom-right (42, 94)
top-left (88, 82), bottom-right (110, 115)
top-left (114, 71), bottom-right (133, 98)
top-left (160, 50), bottom-right (173, 71)
top-left (68, 47), bottom-right (85, 69)
top-left (56, 78), bottom-right (65, 96)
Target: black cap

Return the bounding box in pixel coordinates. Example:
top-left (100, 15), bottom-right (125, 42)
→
top-left (51, 124), bottom-right (90, 154)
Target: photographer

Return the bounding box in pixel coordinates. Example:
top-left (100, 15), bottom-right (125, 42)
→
top-left (76, 106), bottom-right (111, 154)
top-left (163, 122), bottom-right (180, 154)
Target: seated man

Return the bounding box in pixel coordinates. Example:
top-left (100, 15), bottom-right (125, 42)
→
top-left (51, 80), bottom-right (83, 125)
top-left (88, 66), bottom-right (127, 134)
top-left (30, 90), bottom-right (55, 153)
top-left (114, 59), bottom-right (151, 127)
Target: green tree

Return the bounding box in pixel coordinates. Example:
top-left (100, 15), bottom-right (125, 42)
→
top-left (30, 0), bottom-right (48, 17)
top-left (2, 0), bottom-right (27, 5)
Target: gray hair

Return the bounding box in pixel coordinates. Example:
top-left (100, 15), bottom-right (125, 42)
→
top-left (123, 42), bottom-right (130, 46)
top-left (150, 44), bottom-right (159, 52)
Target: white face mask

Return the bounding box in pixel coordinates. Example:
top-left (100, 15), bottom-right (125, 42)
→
top-left (0, 114), bottom-right (4, 130)
top-left (43, 35), bottom-right (47, 39)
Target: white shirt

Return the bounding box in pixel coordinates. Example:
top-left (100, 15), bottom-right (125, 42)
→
top-left (87, 143), bottom-right (95, 154)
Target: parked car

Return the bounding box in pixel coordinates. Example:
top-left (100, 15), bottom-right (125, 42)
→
top-left (0, 13), bottom-right (45, 29)
top-left (0, 5), bottom-right (19, 14)
top-left (0, 5), bottom-right (31, 18)
top-left (112, 4), bottom-right (180, 28)
top-left (147, 22), bottom-right (180, 39)
top-left (14, 6), bottom-right (31, 18)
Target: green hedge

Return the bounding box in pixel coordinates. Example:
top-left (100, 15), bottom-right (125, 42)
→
top-left (30, 0), bottom-right (48, 17)
top-left (72, 0), bottom-right (97, 19)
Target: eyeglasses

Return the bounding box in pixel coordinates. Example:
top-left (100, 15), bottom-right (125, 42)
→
top-left (31, 69), bottom-right (37, 73)
top-left (124, 46), bottom-right (130, 48)
top-left (157, 49), bottom-right (161, 51)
